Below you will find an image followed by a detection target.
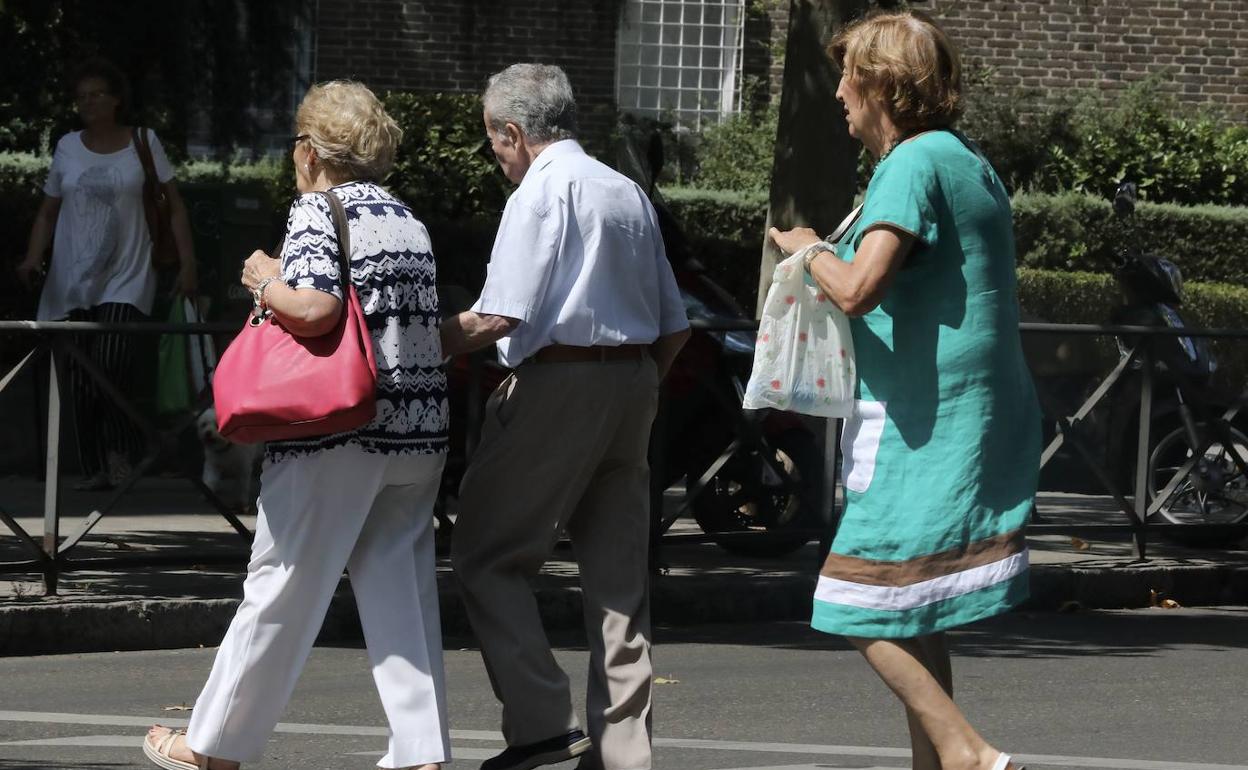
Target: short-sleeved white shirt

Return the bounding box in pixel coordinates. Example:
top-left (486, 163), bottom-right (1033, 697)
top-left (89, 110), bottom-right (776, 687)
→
top-left (37, 129), bottom-right (174, 320)
top-left (472, 140), bottom-right (689, 367)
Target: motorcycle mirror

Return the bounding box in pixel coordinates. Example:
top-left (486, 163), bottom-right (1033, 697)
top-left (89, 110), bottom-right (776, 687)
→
top-left (1113, 180), bottom-right (1137, 217)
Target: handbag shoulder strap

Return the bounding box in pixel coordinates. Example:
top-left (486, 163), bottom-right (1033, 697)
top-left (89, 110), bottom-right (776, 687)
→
top-left (316, 189), bottom-right (352, 295)
top-left (825, 203), bottom-right (864, 245)
top-left (132, 127), bottom-right (159, 187)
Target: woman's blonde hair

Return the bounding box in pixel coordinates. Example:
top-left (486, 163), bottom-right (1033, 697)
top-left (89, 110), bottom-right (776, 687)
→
top-left (296, 80), bottom-right (403, 181)
top-left (828, 10), bottom-right (963, 131)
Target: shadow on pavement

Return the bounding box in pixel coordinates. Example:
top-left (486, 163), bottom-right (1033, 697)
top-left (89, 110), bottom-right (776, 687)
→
top-left (587, 607), bottom-right (1248, 659)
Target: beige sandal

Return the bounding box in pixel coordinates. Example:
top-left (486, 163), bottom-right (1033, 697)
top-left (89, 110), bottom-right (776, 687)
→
top-left (143, 727), bottom-right (207, 770)
top-left (992, 753), bottom-right (1025, 770)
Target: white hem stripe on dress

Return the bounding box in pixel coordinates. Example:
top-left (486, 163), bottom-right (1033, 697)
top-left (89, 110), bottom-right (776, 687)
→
top-left (814, 549), bottom-right (1029, 612)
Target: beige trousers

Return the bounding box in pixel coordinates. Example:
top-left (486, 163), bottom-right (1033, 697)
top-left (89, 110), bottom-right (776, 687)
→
top-left (452, 356), bottom-right (659, 770)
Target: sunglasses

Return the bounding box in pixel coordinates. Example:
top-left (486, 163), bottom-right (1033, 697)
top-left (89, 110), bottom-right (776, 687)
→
top-left (290, 133), bottom-right (310, 147)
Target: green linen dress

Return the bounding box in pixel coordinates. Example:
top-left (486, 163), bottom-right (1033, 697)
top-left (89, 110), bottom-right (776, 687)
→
top-left (810, 129), bottom-right (1041, 639)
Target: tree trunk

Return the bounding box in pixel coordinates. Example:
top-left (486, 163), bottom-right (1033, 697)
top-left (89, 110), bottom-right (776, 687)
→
top-left (756, 0), bottom-right (870, 315)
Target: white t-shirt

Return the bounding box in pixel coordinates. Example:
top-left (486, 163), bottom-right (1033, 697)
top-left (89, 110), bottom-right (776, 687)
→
top-left (37, 129), bottom-right (174, 320)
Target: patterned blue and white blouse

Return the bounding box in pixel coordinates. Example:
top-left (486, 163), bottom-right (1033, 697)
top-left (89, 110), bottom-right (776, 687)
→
top-left (266, 181), bottom-right (449, 463)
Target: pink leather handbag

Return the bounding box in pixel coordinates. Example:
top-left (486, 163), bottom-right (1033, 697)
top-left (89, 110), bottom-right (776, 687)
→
top-left (213, 190), bottom-right (377, 444)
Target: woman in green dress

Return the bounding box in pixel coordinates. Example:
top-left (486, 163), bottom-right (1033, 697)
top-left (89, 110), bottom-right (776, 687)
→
top-left (770, 10), bottom-right (1038, 770)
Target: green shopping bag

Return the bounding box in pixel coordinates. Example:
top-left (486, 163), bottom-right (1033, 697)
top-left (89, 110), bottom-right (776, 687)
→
top-left (156, 300), bottom-right (193, 415)
top-left (156, 299), bottom-right (216, 415)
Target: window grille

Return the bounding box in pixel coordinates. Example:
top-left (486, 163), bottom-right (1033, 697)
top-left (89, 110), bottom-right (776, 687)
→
top-left (615, 0), bottom-right (746, 129)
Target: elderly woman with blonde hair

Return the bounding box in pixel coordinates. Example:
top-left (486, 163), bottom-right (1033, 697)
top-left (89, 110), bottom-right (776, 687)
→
top-left (143, 81), bottom-right (450, 770)
top-left (771, 10), bottom-right (1038, 770)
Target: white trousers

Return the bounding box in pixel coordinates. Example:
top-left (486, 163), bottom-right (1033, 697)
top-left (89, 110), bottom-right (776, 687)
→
top-left (186, 444), bottom-right (450, 767)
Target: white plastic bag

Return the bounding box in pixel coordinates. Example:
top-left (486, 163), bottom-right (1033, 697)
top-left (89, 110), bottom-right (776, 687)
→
top-left (743, 249), bottom-right (855, 419)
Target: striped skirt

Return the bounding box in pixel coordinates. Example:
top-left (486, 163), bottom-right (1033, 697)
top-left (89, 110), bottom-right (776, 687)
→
top-left (811, 527), bottom-right (1030, 639)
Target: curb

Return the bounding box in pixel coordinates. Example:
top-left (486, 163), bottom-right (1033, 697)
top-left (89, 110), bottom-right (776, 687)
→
top-left (2, 565), bottom-right (1246, 657)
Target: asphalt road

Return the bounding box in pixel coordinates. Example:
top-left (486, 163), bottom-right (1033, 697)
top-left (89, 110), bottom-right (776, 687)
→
top-left (1, 608), bottom-right (1246, 770)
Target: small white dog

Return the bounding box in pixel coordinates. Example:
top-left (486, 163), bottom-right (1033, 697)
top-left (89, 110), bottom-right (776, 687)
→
top-left (197, 407), bottom-right (263, 514)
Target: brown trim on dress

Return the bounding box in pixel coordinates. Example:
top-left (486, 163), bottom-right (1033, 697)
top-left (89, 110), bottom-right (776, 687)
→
top-left (819, 529), bottom-right (1027, 587)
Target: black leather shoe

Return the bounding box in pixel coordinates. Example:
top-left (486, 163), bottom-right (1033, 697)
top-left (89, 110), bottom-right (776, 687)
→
top-left (480, 729), bottom-right (592, 770)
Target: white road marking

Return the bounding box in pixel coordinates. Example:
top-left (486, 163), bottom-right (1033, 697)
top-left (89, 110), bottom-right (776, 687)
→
top-left (0, 711), bottom-right (1245, 770)
top-left (349, 748), bottom-right (498, 760)
top-left (0, 710), bottom-right (500, 741)
top-left (714, 766), bottom-right (904, 770)
top-left (654, 736), bottom-right (906, 757)
top-left (0, 734), bottom-right (495, 759)
top-left (0, 735), bottom-right (142, 747)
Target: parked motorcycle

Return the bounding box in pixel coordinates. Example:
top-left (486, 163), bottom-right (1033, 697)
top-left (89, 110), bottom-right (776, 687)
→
top-left (1111, 182), bottom-right (1248, 544)
top-left (1035, 181), bottom-right (1248, 546)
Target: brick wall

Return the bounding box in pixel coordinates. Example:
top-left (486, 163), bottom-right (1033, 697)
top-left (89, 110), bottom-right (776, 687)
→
top-left (931, 0), bottom-right (1248, 117)
top-left (741, 1), bottom-right (788, 108)
top-left (315, 0), bottom-right (621, 148)
top-left (317, 1), bottom-right (1248, 132)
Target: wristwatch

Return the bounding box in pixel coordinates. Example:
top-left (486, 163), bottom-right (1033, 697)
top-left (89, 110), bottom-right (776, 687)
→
top-left (802, 241), bottom-right (835, 274)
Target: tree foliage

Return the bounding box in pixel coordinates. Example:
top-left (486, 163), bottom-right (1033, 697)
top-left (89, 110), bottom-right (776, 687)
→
top-left (383, 92), bottom-right (512, 221)
top-left (0, 0), bottom-right (308, 158)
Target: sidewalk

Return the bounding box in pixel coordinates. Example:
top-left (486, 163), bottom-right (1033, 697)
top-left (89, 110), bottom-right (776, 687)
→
top-left (1, 477), bottom-right (1246, 656)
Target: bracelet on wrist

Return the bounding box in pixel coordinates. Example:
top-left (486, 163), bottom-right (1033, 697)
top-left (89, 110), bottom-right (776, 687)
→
top-left (255, 277), bottom-right (280, 309)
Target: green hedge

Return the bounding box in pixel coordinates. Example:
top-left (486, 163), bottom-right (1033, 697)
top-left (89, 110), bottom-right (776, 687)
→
top-left (1018, 268), bottom-right (1248, 327)
top-left (663, 187), bottom-right (1248, 288)
top-left (662, 186), bottom-right (768, 243)
top-left (1012, 193), bottom-right (1248, 285)
top-left (1017, 267), bottom-right (1248, 388)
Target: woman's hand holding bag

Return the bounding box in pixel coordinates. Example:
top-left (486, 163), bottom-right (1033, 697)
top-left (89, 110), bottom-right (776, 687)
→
top-left (211, 191), bottom-right (377, 444)
top-left (743, 205), bottom-right (862, 419)
top-left (743, 249), bottom-right (855, 419)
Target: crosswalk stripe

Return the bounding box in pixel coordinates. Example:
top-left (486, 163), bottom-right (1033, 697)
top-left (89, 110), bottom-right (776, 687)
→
top-left (0, 711), bottom-right (1245, 770)
top-left (348, 748), bottom-right (498, 760)
top-left (0, 735), bottom-right (142, 748)
top-left (0, 710), bottom-right (500, 741)
top-left (0, 735), bottom-right (495, 759)
top-left (713, 766), bottom-right (904, 770)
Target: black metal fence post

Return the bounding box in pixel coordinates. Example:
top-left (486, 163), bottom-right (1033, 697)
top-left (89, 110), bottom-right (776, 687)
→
top-left (41, 343), bottom-right (63, 595)
top-left (1132, 344), bottom-right (1153, 560)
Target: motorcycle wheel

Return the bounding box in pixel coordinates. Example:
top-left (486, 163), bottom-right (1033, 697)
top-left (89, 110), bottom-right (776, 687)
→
top-left (1147, 424), bottom-right (1248, 547)
top-left (690, 428), bottom-right (822, 558)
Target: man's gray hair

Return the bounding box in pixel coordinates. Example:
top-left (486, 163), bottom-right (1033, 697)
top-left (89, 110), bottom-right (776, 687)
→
top-left (483, 63), bottom-right (578, 144)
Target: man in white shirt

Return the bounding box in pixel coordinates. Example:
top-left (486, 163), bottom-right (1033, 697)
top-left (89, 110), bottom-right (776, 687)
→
top-left (441, 63), bottom-right (690, 770)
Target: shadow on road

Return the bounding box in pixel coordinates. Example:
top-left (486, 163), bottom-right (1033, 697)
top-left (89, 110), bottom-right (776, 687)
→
top-left (584, 607), bottom-right (1248, 659)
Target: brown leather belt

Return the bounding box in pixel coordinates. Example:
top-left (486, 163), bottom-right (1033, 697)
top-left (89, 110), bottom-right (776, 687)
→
top-left (527, 343), bottom-right (649, 365)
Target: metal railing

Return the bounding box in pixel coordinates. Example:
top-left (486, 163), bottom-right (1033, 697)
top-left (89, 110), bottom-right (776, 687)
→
top-left (3, 318), bottom-right (1247, 596)
top-left (0, 320), bottom-right (247, 595)
top-left (1020, 321), bottom-right (1248, 558)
